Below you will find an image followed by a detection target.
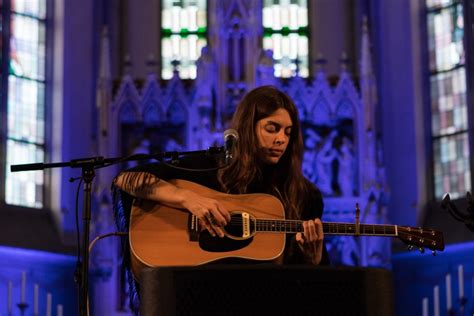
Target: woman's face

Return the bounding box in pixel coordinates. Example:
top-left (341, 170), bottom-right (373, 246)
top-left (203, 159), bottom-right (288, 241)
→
top-left (255, 108), bottom-right (293, 164)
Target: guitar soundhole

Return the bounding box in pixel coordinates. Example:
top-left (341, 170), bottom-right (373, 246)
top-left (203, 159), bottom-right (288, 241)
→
top-left (198, 213), bottom-right (255, 253)
top-left (199, 232), bottom-right (253, 252)
top-left (224, 213), bottom-right (254, 238)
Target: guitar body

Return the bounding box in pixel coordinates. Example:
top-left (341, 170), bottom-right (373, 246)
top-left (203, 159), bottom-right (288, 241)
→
top-left (129, 179), bottom-right (286, 280)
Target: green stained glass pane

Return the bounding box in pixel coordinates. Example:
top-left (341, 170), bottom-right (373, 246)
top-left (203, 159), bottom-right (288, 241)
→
top-left (263, 0), bottom-right (307, 29)
top-left (12, 0), bottom-right (46, 18)
top-left (427, 4), bottom-right (464, 72)
top-left (161, 0), bottom-right (207, 79)
top-left (161, 35), bottom-right (206, 80)
top-left (430, 68), bottom-right (467, 137)
top-left (5, 139), bottom-right (44, 207)
top-left (433, 134), bottom-right (470, 199)
top-left (263, 33), bottom-right (308, 78)
top-left (10, 14), bottom-right (45, 80)
top-left (8, 76), bottom-right (45, 143)
top-left (427, 0), bottom-right (470, 200)
top-left (5, 5), bottom-right (46, 208)
top-left (262, 0), bottom-right (308, 78)
top-left (426, 0), bottom-right (460, 10)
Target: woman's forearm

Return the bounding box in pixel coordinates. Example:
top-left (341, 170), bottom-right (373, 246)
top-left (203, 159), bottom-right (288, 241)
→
top-left (113, 171), bottom-right (186, 208)
top-left (113, 170), bottom-right (230, 237)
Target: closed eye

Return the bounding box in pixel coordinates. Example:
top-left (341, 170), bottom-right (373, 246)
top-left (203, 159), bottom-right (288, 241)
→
top-left (265, 122), bottom-right (293, 134)
top-left (265, 124), bottom-right (277, 133)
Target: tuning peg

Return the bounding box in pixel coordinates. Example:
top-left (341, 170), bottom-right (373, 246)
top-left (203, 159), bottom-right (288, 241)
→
top-left (407, 245), bottom-right (413, 251)
top-left (419, 247), bottom-right (425, 253)
top-left (432, 250), bottom-right (436, 256)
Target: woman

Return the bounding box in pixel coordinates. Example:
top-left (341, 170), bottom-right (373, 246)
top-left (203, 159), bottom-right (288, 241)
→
top-left (112, 85), bottom-right (329, 311)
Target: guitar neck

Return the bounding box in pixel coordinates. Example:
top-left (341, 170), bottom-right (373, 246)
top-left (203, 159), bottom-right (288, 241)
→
top-left (256, 219), bottom-right (398, 237)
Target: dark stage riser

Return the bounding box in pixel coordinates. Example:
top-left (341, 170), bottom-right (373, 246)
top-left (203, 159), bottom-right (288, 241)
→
top-left (140, 264), bottom-right (394, 316)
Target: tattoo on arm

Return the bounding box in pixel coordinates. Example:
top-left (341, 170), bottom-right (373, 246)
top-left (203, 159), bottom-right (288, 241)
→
top-left (114, 172), bottom-right (162, 198)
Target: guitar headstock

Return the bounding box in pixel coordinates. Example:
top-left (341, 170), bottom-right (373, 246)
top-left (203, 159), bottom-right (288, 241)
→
top-left (397, 226), bottom-right (445, 254)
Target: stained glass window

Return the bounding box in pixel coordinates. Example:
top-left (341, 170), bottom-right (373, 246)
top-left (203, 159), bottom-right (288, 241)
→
top-left (426, 0), bottom-right (471, 199)
top-left (262, 0), bottom-right (309, 78)
top-left (161, 0), bottom-right (207, 80)
top-left (4, 0), bottom-right (47, 207)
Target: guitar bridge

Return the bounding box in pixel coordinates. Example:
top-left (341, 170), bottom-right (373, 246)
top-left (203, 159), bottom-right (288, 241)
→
top-left (188, 214), bottom-right (200, 241)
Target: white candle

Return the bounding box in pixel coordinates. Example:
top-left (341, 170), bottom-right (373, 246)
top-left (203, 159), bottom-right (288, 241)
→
top-left (422, 297), bottom-right (429, 316)
top-left (57, 304), bottom-right (63, 316)
top-left (8, 281), bottom-right (12, 314)
top-left (458, 264), bottom-right (464, 299)
top-left (46, 293), bottom-right (52, 316)
top-left (34, 284), bottom-right (39, 315)
top-left (434, 285), bottom-right (440, 316)
top-left (21, 271), bottom-right (26, 303)
top-left (446, 273), bottom-right (452, 309)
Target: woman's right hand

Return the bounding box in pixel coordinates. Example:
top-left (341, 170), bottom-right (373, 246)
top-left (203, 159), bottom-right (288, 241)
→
top-left (113, 172), bottom-right (230, 237)
top-left (177, 188), bottom-right (231, 238)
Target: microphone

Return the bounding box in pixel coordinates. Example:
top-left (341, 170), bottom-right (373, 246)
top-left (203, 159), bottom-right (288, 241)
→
top-left (223, 129), bottom-right (238, 164)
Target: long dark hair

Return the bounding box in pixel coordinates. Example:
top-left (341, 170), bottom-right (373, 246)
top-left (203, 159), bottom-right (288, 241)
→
top-left (218, 85), bottom-right (311, 219)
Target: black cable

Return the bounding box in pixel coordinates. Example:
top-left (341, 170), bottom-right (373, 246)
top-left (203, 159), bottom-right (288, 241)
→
top-left (467, 192), bottom-right (473, 215)
top-left (74, 178), bottom-right (83, 261)
top-left (70, 177), bottom-right (83, 316)
top-left (88, 232), bottom-right (128, 252)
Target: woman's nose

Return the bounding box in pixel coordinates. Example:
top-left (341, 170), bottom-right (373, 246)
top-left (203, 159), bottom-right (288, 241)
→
top-left (275, 132), bottom-right (287, 145)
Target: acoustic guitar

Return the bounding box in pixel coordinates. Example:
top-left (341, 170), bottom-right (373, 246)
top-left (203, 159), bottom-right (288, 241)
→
top-left (129, 179), bottom-right (445, 280)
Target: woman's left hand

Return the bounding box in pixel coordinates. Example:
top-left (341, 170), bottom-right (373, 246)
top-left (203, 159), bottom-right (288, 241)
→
top-left (295, 218), bottom-right (324, 265)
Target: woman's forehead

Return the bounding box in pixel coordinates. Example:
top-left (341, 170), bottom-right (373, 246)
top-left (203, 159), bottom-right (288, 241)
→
top-left (260, 108), bottom-right (293, 127)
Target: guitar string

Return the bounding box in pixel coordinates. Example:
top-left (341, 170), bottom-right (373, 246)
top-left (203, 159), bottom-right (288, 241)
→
top-left (202, 213), bottom-right (438, 242)
top-left (226, 219), bottom-right (397, 231)
top-left (219, 219), bottom-right (396, 233)
top-left (226, 219), bottom-right (398, 231)
top-left (214, 219), bottom-right (438, 243)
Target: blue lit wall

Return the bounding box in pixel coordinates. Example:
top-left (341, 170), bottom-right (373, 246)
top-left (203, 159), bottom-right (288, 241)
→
top-left (392, 241), bottom-right (474, 316)
top-left (0, 246), bottom-right (77, 316)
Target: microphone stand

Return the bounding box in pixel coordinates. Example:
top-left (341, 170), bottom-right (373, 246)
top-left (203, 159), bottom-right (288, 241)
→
top-left (10, 146), bottom-right (223, 316)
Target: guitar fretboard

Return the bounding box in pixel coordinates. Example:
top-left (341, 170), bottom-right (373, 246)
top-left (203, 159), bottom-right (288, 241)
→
top-left (255, 220), bottom-right (398, 237)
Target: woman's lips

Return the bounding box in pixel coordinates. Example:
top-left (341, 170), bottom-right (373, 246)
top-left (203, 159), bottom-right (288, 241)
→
top-left (268, 149), bottom-right (284, 155)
